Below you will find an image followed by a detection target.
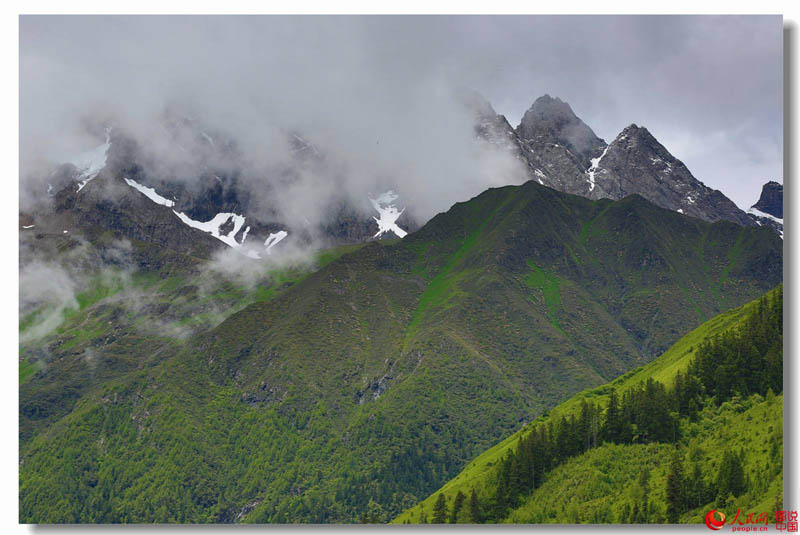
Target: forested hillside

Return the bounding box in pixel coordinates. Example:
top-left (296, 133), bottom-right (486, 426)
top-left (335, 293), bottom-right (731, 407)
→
top-left (395, 286), bottom-right (783, 524)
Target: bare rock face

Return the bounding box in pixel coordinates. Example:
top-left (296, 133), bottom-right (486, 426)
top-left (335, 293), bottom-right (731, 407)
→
top-left (586, 125), bottom-right (753, 226)
top-left (752, 181), bottom-right (783, 219)
top-left (516, 95), bottom-right (606, 168)
top-left (466, 92), bottom-right (594, 197)
top-left (746, 181), bottom-right (783, 237)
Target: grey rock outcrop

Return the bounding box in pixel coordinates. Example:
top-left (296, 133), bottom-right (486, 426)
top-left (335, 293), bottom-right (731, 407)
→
top-left (747, 181), bottom-right (783, 237)
top-left (752, 181), bottom-right (783, 219)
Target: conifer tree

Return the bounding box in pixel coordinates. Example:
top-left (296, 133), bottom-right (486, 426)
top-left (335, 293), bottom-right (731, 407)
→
top-left (666, 450), bottom-right (685, 523)
top-left (469, 489), bottom-right (480, 523)
top-left (450, 491), bottom-right (466, 523)
top-left (631, 502), bottom-right (640, 524)
top-left (432, 493), bottom-right (447, 524)
top-left (637, 469), bottom-right (651, 523)
top-left (688, 461), bottom-right (706, 508)
top-left (716, 449), bottom-right (746, 499)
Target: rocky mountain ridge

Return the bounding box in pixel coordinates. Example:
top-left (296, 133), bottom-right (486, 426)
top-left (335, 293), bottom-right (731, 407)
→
top-left (23, 93), bottom-right (777, 265)
top-left (473, 94), bottom-right (759, 228)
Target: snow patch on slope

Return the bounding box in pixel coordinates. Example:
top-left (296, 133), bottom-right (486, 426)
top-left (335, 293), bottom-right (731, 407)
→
top-left (124, 178), bottom-right (176, 207)
top-left (650, 156), bottom-right (673, 172)
top-left (264, 231), bottom-right (288, 254)
top-left (586, 145), bottom-right (610, 192)
top-left (369, 190), bottom-right (408, 238)
top-left (73, 128), bottom-right (112, 192)
top-left (122, 175), bottom-right (287, 258)
top-left (120, 174), bottom-right (293, 258)
top-left (747, 207), bottom-right (784, 240)
top-left (748, 207), bottom-right (783, 225)
top-left (173, 211), bottom-right (250, 250)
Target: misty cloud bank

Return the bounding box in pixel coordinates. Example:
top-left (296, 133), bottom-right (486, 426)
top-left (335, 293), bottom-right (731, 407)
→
top-left (19, 16), bottom-right (532, 227)
top-left (18, 232), bottom-right (307, 344)
top-left (20, 15), bottom-right (782, 214)
top-left (18, 237), bottom-right (132, 344)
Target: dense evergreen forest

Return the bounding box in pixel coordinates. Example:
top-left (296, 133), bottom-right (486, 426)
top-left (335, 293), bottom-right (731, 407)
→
top-left (401, 288), bottom-right (782, 524)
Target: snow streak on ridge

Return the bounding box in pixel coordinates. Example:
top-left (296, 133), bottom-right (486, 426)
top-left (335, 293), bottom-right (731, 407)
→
top-left (586, 144), bottom-right (610, 192)
top-left (124, 177), bottom-right (176, 207)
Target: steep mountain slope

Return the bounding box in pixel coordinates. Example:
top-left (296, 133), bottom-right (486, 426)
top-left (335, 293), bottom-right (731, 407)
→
top-left (585, 125), bottom-right (752, 226)
top-left (48, 172), bottom-right (224, 262)
top-left (474, 95), bottom-right (756, 226)
top-left (470, 94), bottom-right (596, 196)
top-left (393, 286), bottom-right (782, 524)
top-left (516, 94), bottom-right (606, 168)
top-left (19, 181), bottom-right (781, 523)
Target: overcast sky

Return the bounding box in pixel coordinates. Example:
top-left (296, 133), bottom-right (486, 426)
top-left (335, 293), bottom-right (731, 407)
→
top-left (20, 15), bottom-right (782, 211)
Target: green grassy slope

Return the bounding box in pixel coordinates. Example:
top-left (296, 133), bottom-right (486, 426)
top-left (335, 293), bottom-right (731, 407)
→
top-left (393, 287), bottom-right (782, 524)
top-left (20, 181), bottom-right (782, 523)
